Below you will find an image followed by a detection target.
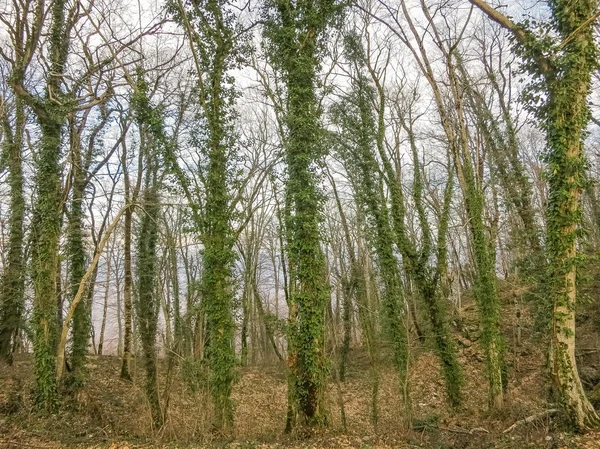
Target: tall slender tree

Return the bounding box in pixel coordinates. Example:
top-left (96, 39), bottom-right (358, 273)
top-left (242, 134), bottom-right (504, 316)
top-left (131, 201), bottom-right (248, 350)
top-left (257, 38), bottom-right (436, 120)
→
top-left (65, 116), bottom-right (89, 389)
top-left (12, 0), bottom-right (75, 409)
top-left (120, 114), bottom-right (138, 381)
top-left (169, 0), bottom-right (241, 430)
top-left (0, 93), bottom-right (26, 365)
top-left (470, 0), bottom-right (600, 430)
top-left (131, 70), bottom-right (165, 430)
top-left (263, 0), bottom-right (342, 429)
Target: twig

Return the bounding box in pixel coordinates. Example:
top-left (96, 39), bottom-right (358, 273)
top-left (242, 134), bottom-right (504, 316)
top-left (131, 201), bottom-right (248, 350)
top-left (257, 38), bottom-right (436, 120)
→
top-left (503, 409), bottom-right (559, 434)
top-left (420, 424), bottom-right (490, 435)
top-left (0, 440), bottom-right (51, 449)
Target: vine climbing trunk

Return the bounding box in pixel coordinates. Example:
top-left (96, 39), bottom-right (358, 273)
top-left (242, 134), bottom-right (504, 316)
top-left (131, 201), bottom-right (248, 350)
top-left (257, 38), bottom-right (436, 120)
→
top-left (66, 121), bottom-right (89, 388)
top-left (0, 96), bottom-right (26, 365)
top-left (470, 0), bottom-right (600, 429)
top-left (264, 0), bottom-right (341, 428)
top-left (30, 119), bottom-right (63, 409)
top-left (129, 70), bottom-right (168, 430)
top-left (136, 183), bottom-right (162, 430)
top-left (544, 0), bottom-right (600, 428)
top-left (169, 0), bottom-right (238, 430)
top-left (19, 0), bottom-right (73, 409)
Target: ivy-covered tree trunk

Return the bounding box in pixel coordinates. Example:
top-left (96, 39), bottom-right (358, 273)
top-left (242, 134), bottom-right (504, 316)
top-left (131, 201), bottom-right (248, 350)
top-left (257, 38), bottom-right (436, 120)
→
top-left (454, 141), bottom-right (505, 409)
top-left (444, 48), bottom-right (506, 412)
top-left (543, 0), bottom-right (600, 429)
top-left (332, 69), bottom-right (411, 422)
top-left (264, 0), bottom-right (340, 429)
top-left (445, 57), bottom-right (506, 406)
top-left (165, 226), bottom-right (182, 355)
top-left (194, 12), bottom-right (236, 433)
top-left (339, 270), bottom-right (352, 382)
top-left (135, 181), bottom-right (162, 429)
top-left (25, 0), bottom-right (72, 409)
top-left (201, 142), bottom-right (236, 429)
top-left (470, 0), bottom-right (600, 430)
top-left (241, 273), bottom-right (250, 366)
top-left (169, 0), bottom-right (238, 430)
top-left (66, 122), bottom-right (89, 388)
top-left (450, 73), bottom-right (506, 411)
top-left (30, 116), bottom-right (64, 409)
top-left (0, 96), bottom-right (26, 365)
top-left (401, 134), bottom-right (461, 408)
top-left (129, 70), bottom-right (170, 430)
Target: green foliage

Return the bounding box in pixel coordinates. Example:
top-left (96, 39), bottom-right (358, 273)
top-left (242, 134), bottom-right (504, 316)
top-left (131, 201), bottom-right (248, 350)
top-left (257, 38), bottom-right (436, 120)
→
top-left (0, 98), bottom-right (26, 365)
top-left (131, 70), bottom-right (166, 430)
top-left (167, 0), bottom-right (242, 431)
top-left (263, 0), bottom-right (344, 430)
top-left (506, 0), bottom-right (600, 429)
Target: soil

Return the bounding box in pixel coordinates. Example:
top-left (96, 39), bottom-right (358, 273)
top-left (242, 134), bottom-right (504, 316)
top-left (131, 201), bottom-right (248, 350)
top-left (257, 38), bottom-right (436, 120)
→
top-left (1, 280), bottom-right (599, 449)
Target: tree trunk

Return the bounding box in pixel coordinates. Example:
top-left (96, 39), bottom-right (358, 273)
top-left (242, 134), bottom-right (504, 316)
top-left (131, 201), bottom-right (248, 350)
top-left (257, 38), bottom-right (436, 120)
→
top-left (98, 250), bottom-right (112, 356)
top-left (470, 0), bottom-right (600, 429)
top-left (67, 121), bottom-right (90, 387)
top-left (30, 119), bottom-right (63, 409)
top-left (0, 96), bottom-right (26, 365)
top-left (120, 132), bottom-right (136, 381)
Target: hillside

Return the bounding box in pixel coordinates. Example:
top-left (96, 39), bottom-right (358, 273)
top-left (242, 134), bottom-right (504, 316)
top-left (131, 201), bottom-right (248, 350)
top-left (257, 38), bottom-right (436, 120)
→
top-left (2, 286), bottom-right (600, 449)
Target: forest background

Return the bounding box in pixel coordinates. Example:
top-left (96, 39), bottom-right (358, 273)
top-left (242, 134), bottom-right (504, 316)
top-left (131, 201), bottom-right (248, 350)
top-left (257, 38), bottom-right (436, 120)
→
top-left (1, 0), bottom-right (600, 447)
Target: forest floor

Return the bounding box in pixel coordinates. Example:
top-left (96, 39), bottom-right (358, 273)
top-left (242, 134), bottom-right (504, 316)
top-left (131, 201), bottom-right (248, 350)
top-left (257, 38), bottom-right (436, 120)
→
top-left (1, 281), bottom-right (600, 449)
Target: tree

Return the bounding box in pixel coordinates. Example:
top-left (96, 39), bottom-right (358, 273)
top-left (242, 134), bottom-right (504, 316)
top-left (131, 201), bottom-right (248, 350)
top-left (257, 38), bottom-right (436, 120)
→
top-left (131, 70), bottom-right (165, 430)
top-left (470, 0), bottom-right (600, 430)
top-left (120, 111), bottom-right (138, 382)
top-left (169, 0), bottom-right (241, 431)
top-left (263, 0), bottom-right (343, 429)
top-left (18, 0), bottom-right (74, 409)
top-left (0, 81), bottom-right (26, 365)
